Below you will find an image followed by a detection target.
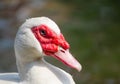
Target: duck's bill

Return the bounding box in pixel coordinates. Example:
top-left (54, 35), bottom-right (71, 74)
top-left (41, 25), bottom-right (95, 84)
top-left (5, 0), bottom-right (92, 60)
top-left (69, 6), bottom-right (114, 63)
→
top-left (51, 49), bottom-right (82, 72)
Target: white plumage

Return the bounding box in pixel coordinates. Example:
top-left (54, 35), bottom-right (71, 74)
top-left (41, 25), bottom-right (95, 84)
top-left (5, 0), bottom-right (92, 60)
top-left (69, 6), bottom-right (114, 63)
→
top-left (0, 17), bottom-right (82, 84)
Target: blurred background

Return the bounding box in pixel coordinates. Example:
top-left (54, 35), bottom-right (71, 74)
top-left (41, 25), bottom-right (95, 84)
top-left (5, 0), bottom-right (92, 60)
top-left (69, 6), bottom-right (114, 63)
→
top-left (0, 0), bottom-right (120, 84)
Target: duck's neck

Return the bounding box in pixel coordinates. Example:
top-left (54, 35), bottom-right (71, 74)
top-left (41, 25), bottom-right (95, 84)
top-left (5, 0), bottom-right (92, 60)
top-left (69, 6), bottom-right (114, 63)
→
top-left (17, 57), bottom-right (59, 84)
top-left (16, 57), bottom-right (48, 81)
top-left (16, 57), bottom-right (75, 84)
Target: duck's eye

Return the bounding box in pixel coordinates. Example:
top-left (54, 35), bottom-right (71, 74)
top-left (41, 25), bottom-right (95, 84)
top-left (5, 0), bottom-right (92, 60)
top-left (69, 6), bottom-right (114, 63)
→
top-left (39, 29), bottom-right (46, 36)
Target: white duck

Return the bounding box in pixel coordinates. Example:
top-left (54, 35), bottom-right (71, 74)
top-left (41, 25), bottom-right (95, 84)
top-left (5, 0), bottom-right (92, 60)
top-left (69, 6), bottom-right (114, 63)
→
top-left (0, 17), bottom-right (82, 84)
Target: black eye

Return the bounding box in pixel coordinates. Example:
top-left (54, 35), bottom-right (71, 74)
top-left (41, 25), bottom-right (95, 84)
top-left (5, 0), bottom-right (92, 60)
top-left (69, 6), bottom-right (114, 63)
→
top-left (39, 29), bottom-right (46, 36)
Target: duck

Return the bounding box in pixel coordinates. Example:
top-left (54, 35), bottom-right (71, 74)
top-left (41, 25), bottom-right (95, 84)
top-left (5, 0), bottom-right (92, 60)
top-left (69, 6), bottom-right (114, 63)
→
top-left (0, 17), bottom-right (82, 84)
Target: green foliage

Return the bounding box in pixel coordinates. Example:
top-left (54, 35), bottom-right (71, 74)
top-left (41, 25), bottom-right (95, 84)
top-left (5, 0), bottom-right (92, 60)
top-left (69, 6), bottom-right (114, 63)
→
top-left (58, 0), bottom-right (120, 83)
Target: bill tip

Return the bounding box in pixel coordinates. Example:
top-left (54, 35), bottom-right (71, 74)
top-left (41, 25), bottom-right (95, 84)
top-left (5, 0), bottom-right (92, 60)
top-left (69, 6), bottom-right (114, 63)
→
top-left (76, 63), bottom-right (82, 72)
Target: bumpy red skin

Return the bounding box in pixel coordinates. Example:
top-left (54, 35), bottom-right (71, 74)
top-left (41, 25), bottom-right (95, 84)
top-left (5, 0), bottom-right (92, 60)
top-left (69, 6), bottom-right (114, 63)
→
top-left (31, 25), bottom-right (70, 55)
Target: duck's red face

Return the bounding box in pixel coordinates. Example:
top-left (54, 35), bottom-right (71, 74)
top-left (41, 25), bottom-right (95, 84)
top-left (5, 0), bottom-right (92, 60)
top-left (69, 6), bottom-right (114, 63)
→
top-left (32, 25), bottom-right (81, 71)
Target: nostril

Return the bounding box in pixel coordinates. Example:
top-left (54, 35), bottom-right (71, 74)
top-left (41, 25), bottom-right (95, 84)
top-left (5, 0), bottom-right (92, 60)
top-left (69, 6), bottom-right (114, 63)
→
top-left (60, 50), bottom-right (65, 53)
top-left (59, 46), bottom-right (66, 53)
